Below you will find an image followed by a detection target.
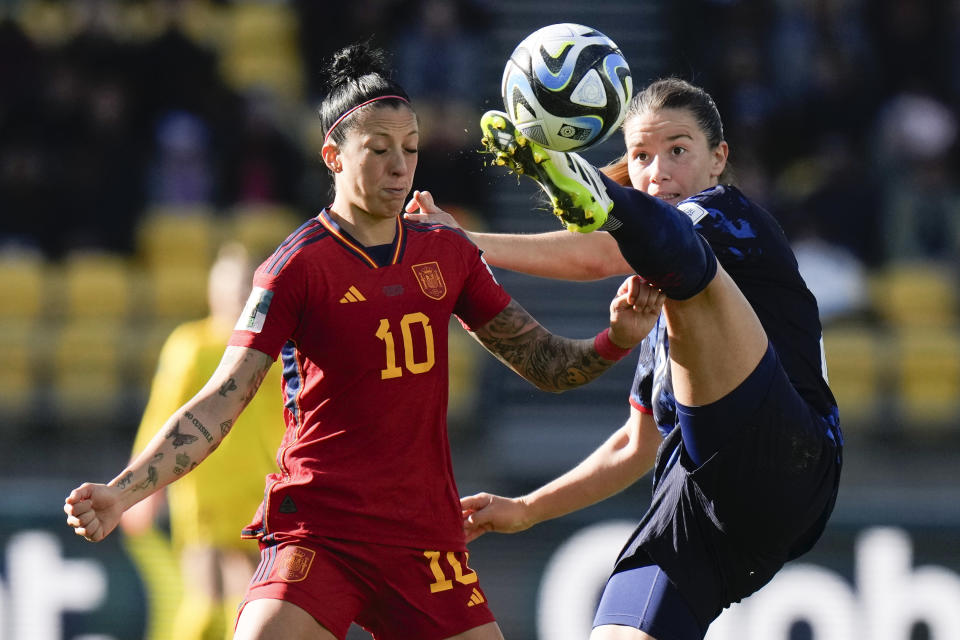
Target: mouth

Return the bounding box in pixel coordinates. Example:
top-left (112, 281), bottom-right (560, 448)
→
top-left (651, 192), bottom-right (682, 205)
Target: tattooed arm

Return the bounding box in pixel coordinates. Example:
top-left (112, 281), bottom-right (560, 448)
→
top-left (64, 346), bottom-right (273, 542)
top-left (473, 276), bottom-right (664, 392)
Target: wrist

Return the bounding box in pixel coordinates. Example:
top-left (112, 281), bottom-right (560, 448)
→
top-left (517, 494), bottom-right (542, 530)
top-left (594, 328), bottom-right (633, 361)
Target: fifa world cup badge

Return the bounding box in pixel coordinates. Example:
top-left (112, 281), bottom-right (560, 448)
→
top-left (412, 262), bottom-right (447, 300)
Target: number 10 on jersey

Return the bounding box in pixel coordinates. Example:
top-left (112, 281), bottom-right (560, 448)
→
top-left (376, 313), bottom-right (436, 379)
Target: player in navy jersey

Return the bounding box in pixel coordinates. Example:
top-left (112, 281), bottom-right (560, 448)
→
top-left (407, 78), bottom-right (842, 640)
top-left (64, 43), bottom-right (664, 640)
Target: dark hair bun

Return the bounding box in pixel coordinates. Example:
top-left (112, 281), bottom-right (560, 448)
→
top-left (326, 42), bottom-right (390, 90)
top-left (317, 40), bottom-right (409, 145)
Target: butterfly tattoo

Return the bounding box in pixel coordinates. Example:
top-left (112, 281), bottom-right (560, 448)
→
top-left (166, 421), bottom-right (199, 448)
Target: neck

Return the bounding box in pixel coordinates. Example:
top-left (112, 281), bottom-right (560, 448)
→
top-left (327, 202), bottom-right (397, 246)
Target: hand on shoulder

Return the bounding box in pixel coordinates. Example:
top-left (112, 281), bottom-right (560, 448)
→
top-left (404, 190), bottom-right (462, 229)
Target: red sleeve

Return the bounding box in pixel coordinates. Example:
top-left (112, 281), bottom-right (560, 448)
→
top-left (453, 248), bottom-right (511, 331)
top-left (228, 260), bottom-right (304, 360)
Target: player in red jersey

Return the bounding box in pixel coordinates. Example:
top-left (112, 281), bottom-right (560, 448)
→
top-left (64, 43), bottom-right (664, 640)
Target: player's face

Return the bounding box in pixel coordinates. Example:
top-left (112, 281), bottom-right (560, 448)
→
top-left (623, 107), bottom-right (728, 207)
top-left (335, 105), bottom-right (419, 219)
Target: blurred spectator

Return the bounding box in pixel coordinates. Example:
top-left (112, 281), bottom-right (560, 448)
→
top-left (781, 1), bottom-right (879, 161)
top-left (147, 110), bottom-right (216, 206)
top-left (220, 93), bottom-right (304, 208)
top-left (793, 230), bottom-right (871, 326)
top-left (717, 39), bottom-right (776, 140)
top-left (789, 132), bottom-right (885, 267)
top-left (393, 0), bottom-right (487, 106)
top-left (67, 75), bottom-right (146, 253)
top-left (769, 0), bottom-right (876, 105)
top-left (121, 242), bottom-right (283, 640)
top-left (874, 92), bottom-right (960, 263)
top-left (133, 2), bottom-right (237, 129)
top-left (134, 3), bottom-right (243, 206)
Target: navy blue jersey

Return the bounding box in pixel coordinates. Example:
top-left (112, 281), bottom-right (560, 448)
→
top-left (630, 184), bottom-right (837, 436)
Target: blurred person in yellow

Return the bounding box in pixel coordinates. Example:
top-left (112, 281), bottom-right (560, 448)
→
top-left (121, 242), bottom-right (284, 640)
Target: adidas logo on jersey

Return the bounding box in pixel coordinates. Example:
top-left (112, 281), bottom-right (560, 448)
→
top-left (278, 495), bottom-right (297, 513)
top-left (467, 587), bottom-right (485, 607)
top-left (339, 286), bottom-right (367, 303)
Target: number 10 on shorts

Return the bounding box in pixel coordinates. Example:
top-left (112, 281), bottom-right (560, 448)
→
top-left (424, 550), bottom-right (478, 593)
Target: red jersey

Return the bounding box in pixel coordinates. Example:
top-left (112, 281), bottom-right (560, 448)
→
top-left (229, 210), bottom-right (510, 550)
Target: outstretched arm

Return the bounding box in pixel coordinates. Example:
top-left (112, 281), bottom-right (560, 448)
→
top-left (461, 406), bottom-right (661, 542)
top-left (472, 275), bottom-right (663, 392)
top-left (64, 346), bottom-right (273, 542)
top-left (405, 190), bottom-right (632, 281)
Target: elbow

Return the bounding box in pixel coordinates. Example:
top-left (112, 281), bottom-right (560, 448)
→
top-left (519, 373), bottom-right (568, 394)
top-left (531, 375), bottom-right (590, 394)
top-left (531, 380), bottom-right (565, 394)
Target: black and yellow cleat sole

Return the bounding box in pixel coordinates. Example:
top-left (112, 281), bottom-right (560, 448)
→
top-left (480, 112), bottom-right (609, 233)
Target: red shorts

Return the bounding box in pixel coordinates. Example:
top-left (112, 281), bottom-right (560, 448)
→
top-left (239, 535), bottom-right (496, 640)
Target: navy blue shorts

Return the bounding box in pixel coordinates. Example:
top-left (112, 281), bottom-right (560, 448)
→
top-left (594, 564), bottom-right (703, 640)
top-left (609, 344), bottom-right (842, 632)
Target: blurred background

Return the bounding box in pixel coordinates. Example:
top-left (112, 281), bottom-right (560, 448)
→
top-left (1, 0), bottom-right (959, 638)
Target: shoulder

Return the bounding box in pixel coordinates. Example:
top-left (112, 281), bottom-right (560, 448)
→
top-left (682, 184), bottom-right (746, 211)
top-left (403, 218), bottom-right (473, 241)
top-left (403, 219), bottom-right (477, 253)
top-left (257, 216), bottom-right (330, 278)
top-left (681, 184), bottom-right (781, 230)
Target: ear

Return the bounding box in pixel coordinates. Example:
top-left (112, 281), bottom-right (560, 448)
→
top-left (710, 141), bottom-right (729, 179)
top-left (321, 142), bottom-right (342, 173)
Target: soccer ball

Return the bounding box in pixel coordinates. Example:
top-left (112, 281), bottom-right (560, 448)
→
top-left (501, 23), bottom-right (632, 152)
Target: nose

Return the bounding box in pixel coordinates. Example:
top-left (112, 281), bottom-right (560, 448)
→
top-left (649, 155), bottom-right (669, 183)
top-left (389, 148), bottom-right (410, 176)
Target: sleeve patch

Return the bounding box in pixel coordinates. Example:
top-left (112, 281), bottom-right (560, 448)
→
top-left (677, 201), bottom-right (709, 225)
top-left (235, 287), bottom-right (274, 333)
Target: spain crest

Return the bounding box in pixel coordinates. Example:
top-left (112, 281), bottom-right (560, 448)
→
top-left (277, 545), bottom-right (315, 582)
top-left (411, 262), bottom-right (447, 300)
